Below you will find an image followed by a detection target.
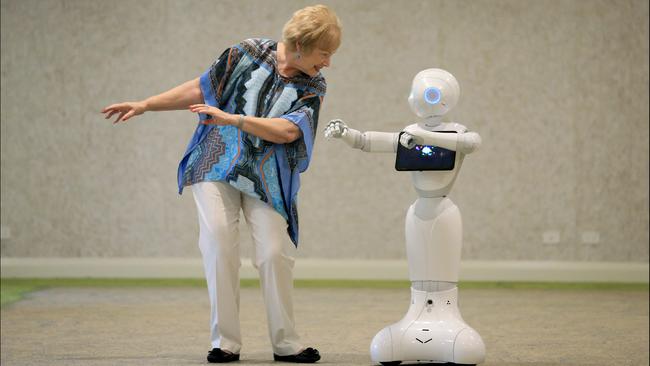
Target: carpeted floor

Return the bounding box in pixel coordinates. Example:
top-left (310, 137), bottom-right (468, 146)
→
top-left (1, 286), bottom-right (648, 365)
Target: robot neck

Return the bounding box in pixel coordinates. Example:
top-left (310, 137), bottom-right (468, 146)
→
top-left (417, 115), bottom-right (444, 130)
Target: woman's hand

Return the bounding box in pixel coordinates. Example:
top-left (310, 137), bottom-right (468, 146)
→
top-left (101, 101), bottom-right (147, 124)
top-left (189, 104), bottom-right (235, 126)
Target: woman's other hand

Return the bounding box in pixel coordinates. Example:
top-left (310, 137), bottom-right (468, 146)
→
top-left (189, 104), bottom-right (236, 126)
top-left (102, 101), bottom-right (147, 124)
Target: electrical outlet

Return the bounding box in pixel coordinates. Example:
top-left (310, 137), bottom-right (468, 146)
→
top-left (542, 230), bottom-right (560, 244)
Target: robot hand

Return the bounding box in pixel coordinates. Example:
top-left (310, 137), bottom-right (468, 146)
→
top-left (324, 119), bottom-right (364, 149)
top-left (399, 132), bottom-right (423, 149)
top-left (324, 119), bottom-right (348, 139)
top-left (402, 124), bottom-right (480, 154)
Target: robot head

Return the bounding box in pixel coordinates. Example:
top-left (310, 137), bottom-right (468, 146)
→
top-left (408, 68), bottom-right (460, 119)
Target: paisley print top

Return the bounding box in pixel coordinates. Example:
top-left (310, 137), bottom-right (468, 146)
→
top-left (177, 38), bottom-right (325, 246)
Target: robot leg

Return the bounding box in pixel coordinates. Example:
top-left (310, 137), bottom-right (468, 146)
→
top-left (370, 197), bottom-right (485, 365)
top-left (406, 197), bottom-right (462, 282)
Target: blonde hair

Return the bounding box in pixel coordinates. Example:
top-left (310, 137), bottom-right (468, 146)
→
top-left (282, 4), bottom-right (342, 54)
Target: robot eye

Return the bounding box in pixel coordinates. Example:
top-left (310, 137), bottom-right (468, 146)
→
top-left (423, 87), bottom-right (441, 105)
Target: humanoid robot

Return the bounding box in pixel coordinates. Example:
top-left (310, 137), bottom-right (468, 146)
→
top-left (324, 69), bottom-right (485, 365)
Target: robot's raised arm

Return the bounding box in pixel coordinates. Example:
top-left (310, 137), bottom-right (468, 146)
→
top-left (402, 125), bottom-right (482, 154)
top-left (324, 119), bottom-right (399, 153)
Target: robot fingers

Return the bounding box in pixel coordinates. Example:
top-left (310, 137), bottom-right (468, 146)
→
top-left (324, 119), bottom-right (348, 139)
top-left (399, 132), bottom-right (420, 149)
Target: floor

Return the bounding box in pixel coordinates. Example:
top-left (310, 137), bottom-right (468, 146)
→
top-left (1, 286), bottom-right (648, 365)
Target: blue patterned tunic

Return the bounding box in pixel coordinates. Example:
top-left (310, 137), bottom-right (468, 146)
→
top-left (177, 38), bottom-right (325, 246)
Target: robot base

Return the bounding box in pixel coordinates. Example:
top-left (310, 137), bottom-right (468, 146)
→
top-left (370, 287), bottom-right (485, 365)
top-left (381, 363), bottom-right (474, 366)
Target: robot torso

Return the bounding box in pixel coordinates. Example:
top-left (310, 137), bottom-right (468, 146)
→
top-left (402, 122), bottom-right (467, 198)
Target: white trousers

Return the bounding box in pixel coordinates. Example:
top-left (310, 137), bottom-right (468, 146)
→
top-left (191, 181), bottom-right (303, 356)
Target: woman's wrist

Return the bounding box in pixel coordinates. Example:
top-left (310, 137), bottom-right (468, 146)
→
top-left (140, 99), bottom-right (151, 112)
top-left (234, 114), bottom-right (245, 129)
top-left (226, 113), bottom-right (237, 126)
top-left (222, 113), bottom-right (245, 128)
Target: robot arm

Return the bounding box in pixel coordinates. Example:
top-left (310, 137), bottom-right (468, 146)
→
top-left (402, 125), bottom-right (481, 154)
top-left (324, 119), bottom-right (399, 153)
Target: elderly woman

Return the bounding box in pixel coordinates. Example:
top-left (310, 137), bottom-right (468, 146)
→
top-left (101, 5), bottom-right (341, 364)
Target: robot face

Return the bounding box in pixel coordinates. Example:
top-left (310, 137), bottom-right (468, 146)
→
top-left (408, 68), bottom-right (460, 119)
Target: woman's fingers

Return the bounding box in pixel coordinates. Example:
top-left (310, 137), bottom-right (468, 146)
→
top-left (189, 104), bottom-right (226, 125)
top-left (105, 109), bottom-right (118, 119)
top-left (103, 104), bottom-right (129, 117)
top-left (114, 111), bottom-right (127, 124)
top-left (189, 104), bottom-right (221, 114)
top-left (102, 107), bottom-right (114, 117)
top-left (103, 103), bottom-right (127, 113)
top-left (122, 110), bottom-right (135, 122)
top-left (189, 105), bottom-right (207, 112)
top-left (101, 104), bottom-right (117, 113)
top-left (103, 103), bottom-right (141, 124)
top-left (191, 107), bottom-right (208, 114)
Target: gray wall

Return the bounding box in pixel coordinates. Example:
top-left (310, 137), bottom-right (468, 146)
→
top-left (1, 0), bottom-right (648, 262)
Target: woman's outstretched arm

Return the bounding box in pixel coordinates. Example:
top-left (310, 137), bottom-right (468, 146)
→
top-left (102, 77), bottom-right (203, 123)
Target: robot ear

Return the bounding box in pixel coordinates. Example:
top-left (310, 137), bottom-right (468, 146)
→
top-left (408, 90), bottom-right (416, 111)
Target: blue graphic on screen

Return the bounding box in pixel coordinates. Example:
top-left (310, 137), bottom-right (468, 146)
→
top-left (418, 146), bottom-right (434, 156)
top-left (395, 132), bottom-right (456, 171)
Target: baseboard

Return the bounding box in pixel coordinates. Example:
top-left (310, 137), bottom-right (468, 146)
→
top-left (1, 257), bottom-right (647, 283)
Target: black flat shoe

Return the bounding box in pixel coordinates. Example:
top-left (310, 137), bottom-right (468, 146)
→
top-left (273, 347), bottom-right (321, 363)
top-left (207, 348), bottom-right (240, 363)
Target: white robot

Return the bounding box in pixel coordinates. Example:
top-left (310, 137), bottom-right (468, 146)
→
top-left (324, 69), bottom-right (485, 365)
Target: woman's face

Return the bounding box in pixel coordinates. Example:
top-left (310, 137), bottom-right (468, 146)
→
top-left (296, 46), bottom-right (335, 77)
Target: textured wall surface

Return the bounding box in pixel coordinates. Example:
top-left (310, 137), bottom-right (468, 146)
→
top-left (1, 0), bottom-right (648, 262)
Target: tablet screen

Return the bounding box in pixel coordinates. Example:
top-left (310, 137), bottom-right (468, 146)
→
top-left (395, 131), bottom-right (456, 171)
